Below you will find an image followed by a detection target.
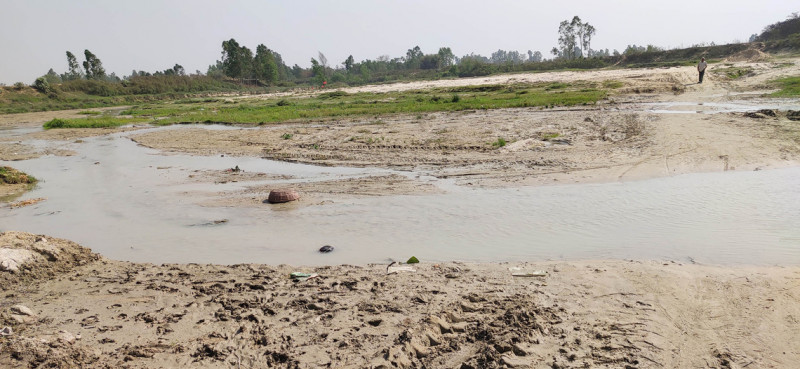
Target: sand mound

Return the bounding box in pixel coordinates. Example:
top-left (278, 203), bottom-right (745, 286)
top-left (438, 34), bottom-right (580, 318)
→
top-left (725, 48), bottom-right (770, 62)
top-left (0, 231), bottom-right (99, 291)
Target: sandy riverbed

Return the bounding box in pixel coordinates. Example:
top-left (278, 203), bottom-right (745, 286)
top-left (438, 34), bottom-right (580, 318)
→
top-left (2, 55), bottom-right (800, 368)
top-left (2, 231), bottom-right (799, 368)
top-left (2, 59), bottom-right (800, 201)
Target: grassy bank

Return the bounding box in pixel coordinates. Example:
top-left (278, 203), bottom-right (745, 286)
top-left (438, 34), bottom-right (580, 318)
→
top-left (43, 82), bottom-right (608, 128)
top-left (0, 76), bottom-right (251, 115)
top-left (771, 77), bottom-right (800, 96)
top-left (0, 167), bottom-right (37, 185)
top-left (43, 117), bottom-right (152, 129)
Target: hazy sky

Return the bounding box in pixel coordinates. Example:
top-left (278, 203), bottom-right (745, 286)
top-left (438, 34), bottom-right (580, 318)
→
top-left (1, 0), bottom-right (797, 84)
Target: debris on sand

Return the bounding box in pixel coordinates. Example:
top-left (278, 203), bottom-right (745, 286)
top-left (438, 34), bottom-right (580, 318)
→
top-left (8, 197), bottom-right (46, 209)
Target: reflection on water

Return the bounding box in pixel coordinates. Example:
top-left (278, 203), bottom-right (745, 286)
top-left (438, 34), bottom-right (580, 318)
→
top-left (2, 127), bottom-right (799, 266)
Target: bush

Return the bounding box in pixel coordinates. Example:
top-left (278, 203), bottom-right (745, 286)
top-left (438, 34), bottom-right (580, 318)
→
top-left (33, 77), bottom-right (52, 94)
top-left (13, 82), bottom-right (26, 90)
top-left (43, 118), bottom-right (68, 129)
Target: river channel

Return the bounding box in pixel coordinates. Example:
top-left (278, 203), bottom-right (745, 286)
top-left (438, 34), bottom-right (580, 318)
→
top-left (2, 125), bottom-right (799, 266)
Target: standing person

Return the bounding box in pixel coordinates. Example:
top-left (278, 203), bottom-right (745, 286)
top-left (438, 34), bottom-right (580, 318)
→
top-left (697, 57), bottom-right (708, 84)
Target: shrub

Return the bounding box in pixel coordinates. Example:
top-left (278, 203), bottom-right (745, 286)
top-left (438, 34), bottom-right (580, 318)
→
top-left (0, 166), bottom-right (37, 184)
top-left (492, 138), bottom-right (507, 148)
top-left (43, 118), bottom-right (68, 129)
top-left (33, 77), bottom-right (52, 94)
top-left (318, 90), bottom-right (349, 99)
top-left (13, 82), bottom-right (26, 90)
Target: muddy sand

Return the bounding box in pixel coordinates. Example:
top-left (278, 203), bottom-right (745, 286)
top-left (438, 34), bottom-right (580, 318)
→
top-left (2, 232), bottom-right (799, 368)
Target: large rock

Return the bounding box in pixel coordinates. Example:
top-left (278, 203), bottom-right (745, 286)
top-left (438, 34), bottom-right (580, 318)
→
top-left (0, 248), bottom-right (36, 272)
top-left (267, 189), bottom-right (300, 204)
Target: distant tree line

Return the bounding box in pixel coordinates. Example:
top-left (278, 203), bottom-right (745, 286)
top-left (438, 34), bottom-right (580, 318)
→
top-left (22, 12), bottom-right (800, 97)
top-left (756, 12), bottom-right (800, 41)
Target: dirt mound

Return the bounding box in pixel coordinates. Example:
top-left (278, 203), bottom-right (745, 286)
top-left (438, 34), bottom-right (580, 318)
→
top-left (0, 231), bottom-right (99, 291)
top-left (725, 48), bottom-right (770, 62)
top-left (0, 336), bottom-right (102, 369)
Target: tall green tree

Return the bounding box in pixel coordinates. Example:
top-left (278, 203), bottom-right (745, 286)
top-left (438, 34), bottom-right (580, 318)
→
top-left (63, 51), bottom-right (82, 80)
top-left (253, 44), bottom-right (279, 84)
top-left (221, 39), bottom-right (253, 78)
top-left (310, 58), bottom-right (326, 85)
top-left (437, 47), bottom-right (455, 68)
top-left (556, 17), bottom-right (579, 59)
top-left (82, 50), bottom-right (106, 80)
top-left (405, 46), bottom-right (423, 69)
top-left (343, 55), bottom-right (355, 71)
top-left (576, 19), bottom-right (596, 57)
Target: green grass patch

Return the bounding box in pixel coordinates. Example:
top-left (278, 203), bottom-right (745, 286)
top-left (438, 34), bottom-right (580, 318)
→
top-left (540, 132), bottom-right (561, 140)
top-left (78, 110), bottom-right (102, 115)
top-left (713, 66), bottom-right (753, 79)
top-left (125, 82), bottom-right (607, 126)
top-left (770, 77), bottom-right (800, 97)
top-left (0, 166), bottom-right (37, 185)
top-left (602, 80), bottom-right (623, 89)
top-left (44, 116), bottom-right (151, 129)
top-left (491, 138), bottom-right (507, 148)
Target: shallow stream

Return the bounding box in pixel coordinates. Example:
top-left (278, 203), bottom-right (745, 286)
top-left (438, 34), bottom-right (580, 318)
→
top-left (2, 126), bottom-right (799, 266)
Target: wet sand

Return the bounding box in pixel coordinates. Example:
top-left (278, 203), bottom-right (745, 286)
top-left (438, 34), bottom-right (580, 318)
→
top-left (2, 232), bottom-right (799, 368)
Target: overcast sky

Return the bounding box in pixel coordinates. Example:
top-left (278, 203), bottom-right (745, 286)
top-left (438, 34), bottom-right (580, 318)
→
top-left (1, 0), bottom-right (797, 84)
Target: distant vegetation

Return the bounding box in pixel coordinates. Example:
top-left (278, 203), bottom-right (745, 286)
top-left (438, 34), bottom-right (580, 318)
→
top-left (756, 13), bottom-right (800, 42)
top-left (3, 13), bottom-right (800, 115)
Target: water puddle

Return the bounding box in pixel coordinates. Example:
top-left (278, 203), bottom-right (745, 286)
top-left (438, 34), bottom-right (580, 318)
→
top-left (2, 125), bottom-right (799, 266)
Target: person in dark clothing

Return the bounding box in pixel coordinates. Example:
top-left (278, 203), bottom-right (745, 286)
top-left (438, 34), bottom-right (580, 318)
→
top-left (697, 57), bottom-right (708, 84)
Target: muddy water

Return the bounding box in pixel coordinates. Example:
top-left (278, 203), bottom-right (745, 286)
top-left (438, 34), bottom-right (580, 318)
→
top-left (2, 126), bottom-right (800, 266)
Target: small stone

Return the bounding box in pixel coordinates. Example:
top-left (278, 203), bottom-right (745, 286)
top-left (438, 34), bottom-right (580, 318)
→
top-left (58, 330), bottom-right (76, 343)
top-left (307, 303), bottom-right (323, 311)
top-left (0, 327), bottom-right (12, 336)
top-left (11, 305), bottom-right (34, 316)
top-left (368, 319), bottom-right (383, 327)
top-left (319, 245), bottom-right (334, 253)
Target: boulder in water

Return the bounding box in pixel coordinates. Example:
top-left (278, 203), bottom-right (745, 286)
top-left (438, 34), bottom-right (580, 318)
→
top-left (267, 189), bottom-right (300, 204)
